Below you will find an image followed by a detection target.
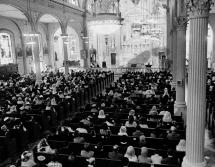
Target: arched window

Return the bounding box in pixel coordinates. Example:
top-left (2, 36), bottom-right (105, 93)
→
top-left (0, 32), bottom-right (14, 65)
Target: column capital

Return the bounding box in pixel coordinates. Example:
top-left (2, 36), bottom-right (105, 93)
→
top-left (186, 0), bottom-right (214, 18)
top-left (174, 16), bottom-right (188, 30)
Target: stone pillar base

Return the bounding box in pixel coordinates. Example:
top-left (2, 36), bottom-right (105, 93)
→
top-left (174, 102), bottom-right (186, 123)
top-left (182, 157), bottom-right (206, 167)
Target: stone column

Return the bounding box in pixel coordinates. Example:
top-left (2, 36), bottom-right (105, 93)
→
top-left (171, 0), bottom-right (177, 87)
top-left (174, 0), bottom-right (187, 119)
top-left (32, 36), bottom-right (42, 82)
top-left (182, 1), bottom-right (212, 167)
top-left (166, 0), bottom-right (171, 69)
top-left (82, 12), bottom-right (89, 68)
top-left (29, 11), bottom-right (42, 83)
top-left (62, 33), bottom-right (69, 74)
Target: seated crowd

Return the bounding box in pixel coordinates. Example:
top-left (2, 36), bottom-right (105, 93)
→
top-left (0, 71), bottom-right (186, 167)
top-left (0, 70), bottom-right (113, 166)
top-left (17, 71), bottom-right (186, 167)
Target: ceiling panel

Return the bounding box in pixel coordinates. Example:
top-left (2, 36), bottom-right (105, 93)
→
top-left (0, 4), bottom-right (27, 20)
top-left (39, 14), bottom-right (59, 23)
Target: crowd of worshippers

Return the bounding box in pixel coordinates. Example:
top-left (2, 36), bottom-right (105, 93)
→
top-left (18, 71), bottom-right (186, 167)
top-left (206, 72), bottom-right (215, 101)
top-left (0, 70), bottom-right (109, 114)
top-left (0, 70), bottom-right (111, 164)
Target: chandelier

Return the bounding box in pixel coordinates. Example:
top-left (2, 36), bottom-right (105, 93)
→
top-left (88, 18), bottom-right (121, 35)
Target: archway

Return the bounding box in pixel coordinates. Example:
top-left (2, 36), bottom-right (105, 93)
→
top-left (38, 14), bottom-right (62, 71)
top-left (66, 23), bottom-right (82, 66)
top-left (0, 4), bottom-right (29, 74)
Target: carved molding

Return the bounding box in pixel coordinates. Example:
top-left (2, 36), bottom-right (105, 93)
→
top-left (175, 16), bottom-right (188, 30)
top-left (186, 0), bottom-right (214, 17)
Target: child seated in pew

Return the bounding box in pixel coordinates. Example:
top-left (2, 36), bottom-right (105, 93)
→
top-left (125, 115), bottom-right (137, 128)
top-left (124, 146), bottom-right (138, 162)
top-left (128, 109), bottom-right (137, 120)
top-left (118, 126), bottom-right (128, 136)
top-left (138, 147), bottom-right (152, 164)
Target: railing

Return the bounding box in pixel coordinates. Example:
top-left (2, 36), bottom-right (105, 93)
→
top-left (59, 67), bottom-right (166, 75)
top-left (87, 67), bottom-right (166, 75)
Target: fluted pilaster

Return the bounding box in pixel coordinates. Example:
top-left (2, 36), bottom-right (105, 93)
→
top-left (174, 0), bottom-right (187, 118)
top-left (171, 0), bottom-right (177, 87)
top-left (182, 0), bottom-right (212, 166)
top-left (174, 16), bottom-right (187, 117)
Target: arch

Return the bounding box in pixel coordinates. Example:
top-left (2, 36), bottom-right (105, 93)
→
top-left (38, 14), bottom-right (63, 71)
top-left (8, 19), bottom-right (27, 74)
top-left (37, 14), bottom-right (63, 27)
top-left (66, 25), bottom-right (81, 62)
top-left (0, 15), bottom-right (29, 74)
top-left (0, 3), bottom-right (30, 21)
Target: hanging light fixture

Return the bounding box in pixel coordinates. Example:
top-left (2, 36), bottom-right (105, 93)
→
top-left (88, 0), bottom-right (123, 35)
top-left (88, 19), bottom-right (121, 35)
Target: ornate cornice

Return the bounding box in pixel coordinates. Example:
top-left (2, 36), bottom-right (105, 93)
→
top-left (186, 0), bottom-right (214, 18)
top-left (175, 16), bottom-right (188, 30)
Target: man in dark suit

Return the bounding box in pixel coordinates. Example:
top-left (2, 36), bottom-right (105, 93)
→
top-left (108, 145), bottom-right (123, 160)
top-left (161, 149), bottom-right (179, 165)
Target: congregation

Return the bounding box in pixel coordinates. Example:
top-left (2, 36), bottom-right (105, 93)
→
top-left (1, 70), bottom-right (215, 167)
top-left (0, 70), bottom-right (189, 167)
